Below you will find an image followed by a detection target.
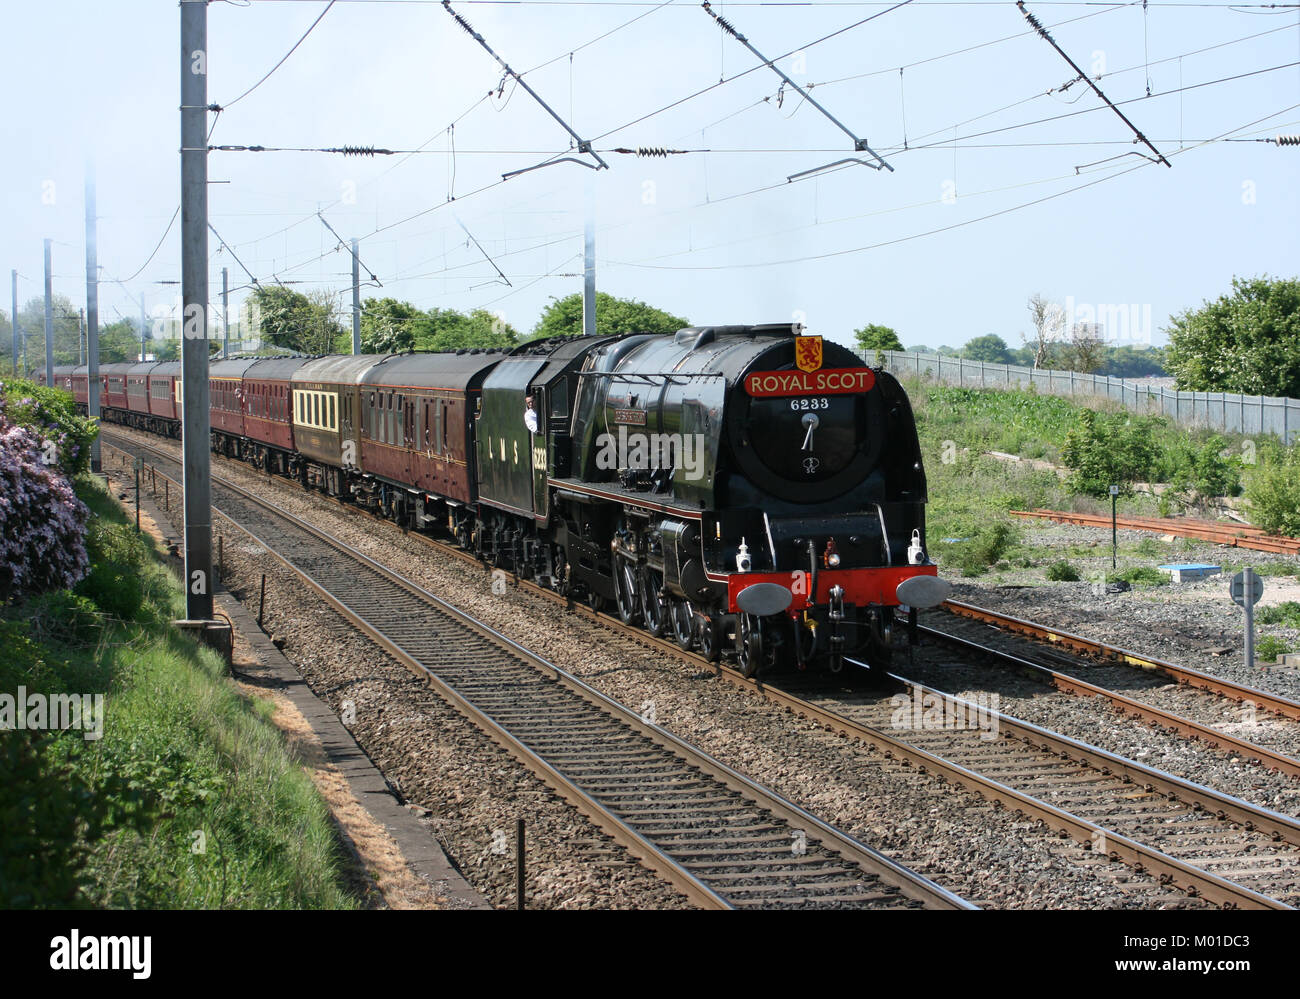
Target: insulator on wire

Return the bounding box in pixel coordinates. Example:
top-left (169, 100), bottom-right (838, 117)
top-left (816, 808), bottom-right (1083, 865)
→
top-left (610, 147), bottom-right (683, 158)
top-left (443, 1), bottom-right (477, 37)
top-left (1275, 135), bottom-right (1300, 147)
top-left (1017, 0), bottom-right (1046, 33)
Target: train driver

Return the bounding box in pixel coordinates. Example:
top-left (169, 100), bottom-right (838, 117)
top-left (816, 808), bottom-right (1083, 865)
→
top-left (524, 394), bottom-right (539, 434)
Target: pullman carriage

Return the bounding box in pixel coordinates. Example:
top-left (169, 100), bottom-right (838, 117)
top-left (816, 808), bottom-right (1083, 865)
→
top-left (51, 365), bottom-right (76, 395)
top-left (71, 366), bottom-right (89, 411)
top-left (290, 354), bottom-right (382, 496)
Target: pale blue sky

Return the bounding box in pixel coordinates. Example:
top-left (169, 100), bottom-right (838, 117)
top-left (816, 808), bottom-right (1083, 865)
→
top-left (3, 0), bottom-right (1298, 352)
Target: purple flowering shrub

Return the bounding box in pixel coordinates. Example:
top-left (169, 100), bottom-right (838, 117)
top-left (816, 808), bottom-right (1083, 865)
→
top-left (0, 378), bottom-right (97, 477)
top-left (0, 413), bottom-right (90, 602)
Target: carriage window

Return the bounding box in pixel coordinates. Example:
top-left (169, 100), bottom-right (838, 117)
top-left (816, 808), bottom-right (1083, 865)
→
top-left (329, 395), bottom-right (335, 431)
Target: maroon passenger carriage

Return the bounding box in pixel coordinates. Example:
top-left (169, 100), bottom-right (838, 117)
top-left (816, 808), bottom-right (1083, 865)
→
top-left (70, 366), bottom-right (89, 409)
top-left (123, 362), bottom-right (154, 430)
top-left (355, 351), bottom-right (503, 533)
top-left (241, 356), bottom-right (312, 475)
top-left (146, 361), bottom-right (181, 437)
top-left (209, 358), bottom-right (259, 454)
top-left (100, 362), bottom-right (132, 415)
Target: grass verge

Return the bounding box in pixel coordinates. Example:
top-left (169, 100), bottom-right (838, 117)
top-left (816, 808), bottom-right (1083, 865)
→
top-left (1, 475), bottom-right (358, 909)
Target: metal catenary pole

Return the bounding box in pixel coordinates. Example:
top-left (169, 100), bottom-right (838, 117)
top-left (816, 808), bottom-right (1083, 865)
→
top-left (582, 177), bottom-right (596, 337)
top-left (10, 270), bottom-right (18, 375)
top-left (351, 238), bottom-right (360, 354)
top-left (180, 0), bottom-right (213, 621)
top-left (86, 168), bottom-right (103, 472)
top-left (222, 266), bottom-right (229, 358)
top-left (43, 238), bottom-right (54, 386)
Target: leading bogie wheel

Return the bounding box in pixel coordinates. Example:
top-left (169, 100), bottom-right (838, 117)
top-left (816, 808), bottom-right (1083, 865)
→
top-left (696, 613), bottom-right (721, 662)
top-left (737, 612), bottom-right (765, 679)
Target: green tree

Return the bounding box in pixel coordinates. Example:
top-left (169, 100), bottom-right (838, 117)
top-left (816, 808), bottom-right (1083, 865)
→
top-left (416, 308), bottom-right (519, 351)
top-left (97, 319), bottom-right (144, 364)
top-left (1060, 410), bottom-right (1162, 497)
top-left (532, 292), bottom-right (688, 340)
top-left (1244, 442), bottom-right (1300, 536)
top-left (1160, 434), bottom-right (1240, 501)
top-left (853, 324), bottom-right (903, 353)
top-left (1096, 345), bottom-right (1167, 378)
top-left (359, 297), bottom-right (421, 353)
top-left (15, 295), bottom-right (81, 371)
top-left (250, 286), bottom-right (344, 354)
top-left (1165, 275), bottom-right (1300, 396)
top-left (962, 334), bottom-right (1013, 364)
top-left (1059, 324), bottom-right (1106, 373)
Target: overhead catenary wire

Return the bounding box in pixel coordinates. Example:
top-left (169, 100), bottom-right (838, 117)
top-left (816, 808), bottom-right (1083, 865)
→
top-left (603, 101), bottom-right (1300, 272)
top-left (455, 216), bottom-right (513, 286)
top-left (591, 0), bottom-right (935, 143)
top-left (102, 0), bottom-right (1293, 329)
top-left (208, 223), bottom-right (263, 289)
top-left (1017, 0), bottom-right (1171, 165)
top-left (318, 213), bottom-right (383, 286)
top-left (212, 0), bottom-right (1182, 263)
top-left (442, 0), bottom-right (609, 171)
top-left (218, 0), bottom-right (337, 111)
top-left (701, 0), bottom-right (903, 171)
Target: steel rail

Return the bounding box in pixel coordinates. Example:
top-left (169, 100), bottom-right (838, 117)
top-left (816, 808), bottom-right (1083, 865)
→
top-left (872, 673), bottom-right (1293, 910)
top-left (943, 599), bottom-right (1300, 721)
top-left (919, 624), bottom-right (1300, 779)
top-left (1010, 508), bottom-right (1300, 555)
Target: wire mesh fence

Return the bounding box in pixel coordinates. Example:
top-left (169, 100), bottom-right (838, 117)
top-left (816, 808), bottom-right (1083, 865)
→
top-left (878, 349), bottom-right (1300, 445)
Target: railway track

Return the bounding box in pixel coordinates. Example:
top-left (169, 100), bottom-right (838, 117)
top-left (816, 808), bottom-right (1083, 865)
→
top-left (801, 669), bottom-right (1300, 909)
top-left (1010, 508), bottom-right (1300, 555)
top-left (102, 434), bottom-right (971, 911)
top-left (943, 599), bottom-right (1300, 720)
top-left (924, 607), bottom-right (1300, 778)
top-left (105, 427), bottom-right (1300, 908)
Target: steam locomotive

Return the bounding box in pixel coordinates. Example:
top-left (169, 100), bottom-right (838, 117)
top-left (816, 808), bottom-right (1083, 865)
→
top-left (44, 323), bottom-right (949, 676)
